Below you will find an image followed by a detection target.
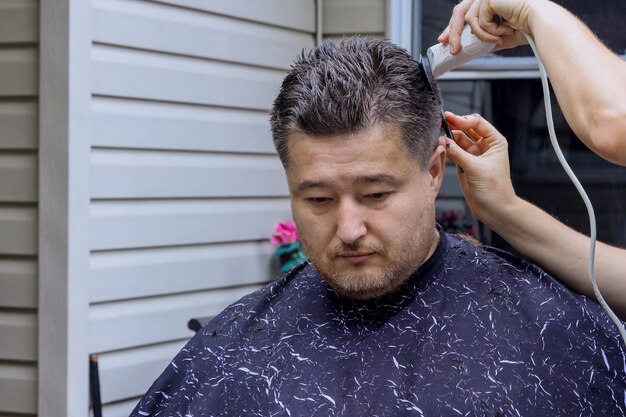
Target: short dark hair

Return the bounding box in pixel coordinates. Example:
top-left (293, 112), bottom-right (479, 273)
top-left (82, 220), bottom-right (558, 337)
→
top-left (270, 37), bottom-right (442, 168)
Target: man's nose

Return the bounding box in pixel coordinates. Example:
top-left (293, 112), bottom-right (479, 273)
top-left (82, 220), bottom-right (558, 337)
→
top-left (336, 201), bottom-right (367, 244)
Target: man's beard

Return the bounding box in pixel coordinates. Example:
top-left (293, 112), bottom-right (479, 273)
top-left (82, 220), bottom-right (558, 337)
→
top-left (301, 238), bottom-right (421, 300)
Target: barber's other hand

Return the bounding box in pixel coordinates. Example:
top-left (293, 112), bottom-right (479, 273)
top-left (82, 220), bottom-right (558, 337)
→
top-left (438, 112), bottom-right (517, 224)
top-left (438, 0), bottom-right (535, 55)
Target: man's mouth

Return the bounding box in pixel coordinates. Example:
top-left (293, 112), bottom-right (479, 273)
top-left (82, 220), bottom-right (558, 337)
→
top-left (338, 252), bottom-right (376, 264)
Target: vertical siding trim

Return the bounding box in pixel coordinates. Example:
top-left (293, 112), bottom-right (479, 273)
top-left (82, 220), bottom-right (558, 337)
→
top-left (386, 0), bottom-right (413, 52)
top-left (38, 0), bottom-right (91, 415)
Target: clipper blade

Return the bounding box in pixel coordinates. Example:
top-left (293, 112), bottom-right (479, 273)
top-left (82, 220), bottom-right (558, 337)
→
top-left (418, 54), bottom-right (453, 140)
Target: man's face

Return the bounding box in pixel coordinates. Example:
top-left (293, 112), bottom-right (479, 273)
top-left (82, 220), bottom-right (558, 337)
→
top-left (286, 123), bottom-right (445, 299)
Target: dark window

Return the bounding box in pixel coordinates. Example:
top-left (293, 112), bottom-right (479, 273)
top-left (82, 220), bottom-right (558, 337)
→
top-left (418, 0), bottom-right (626, 249)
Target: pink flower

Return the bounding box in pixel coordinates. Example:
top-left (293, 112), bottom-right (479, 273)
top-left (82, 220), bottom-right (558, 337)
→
top-left (270, 220), bottom-right (300, 244)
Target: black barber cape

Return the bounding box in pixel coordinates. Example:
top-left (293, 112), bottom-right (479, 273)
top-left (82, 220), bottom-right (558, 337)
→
top-left (130, 233), bottom-right (626, 416)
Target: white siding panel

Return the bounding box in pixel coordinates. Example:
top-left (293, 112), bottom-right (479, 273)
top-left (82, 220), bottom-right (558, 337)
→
top-left (98, 340), bottom-right (186, 403)
top-left (0, 154), bottom-right (37, 202)
top-left (93, 0), bottom-right (314, 71)
top-left (0, 363), bottom-right (36, 414)
top-left (323, 0), bottom-right (386, 35)
top-left (87, 0), bottom-right (315, 412)
top-left (90, 242), bottom-right (276, 303)
top-left (325, 34), bottom-right (386, 44)
top-left (0, 259), bottom-right (37, 308)
top-left (102, 398), bottom-right (141, 417)
top-left (91, 150), bottom-right (287, 199)
top-left (0, 0), bottom-right (38, 44)
top-left (91, 98), bottom-right (275, 153)
top-left (90, 199), bottom-right (291, 250)
top-left (152, 0), bottom-right (316, 32)
top-left (0, 102), bottom-right (37, 150)
top-left (0, 48), bottom-right (37, 97)
top-left (92, 45), bottom-right (284, 110)
top-left (0, 312), bottom-right (36, 361)
top-left (0, 207), bottom-right (37, 255)
top-left (89, 284), bottom-right (260, 352)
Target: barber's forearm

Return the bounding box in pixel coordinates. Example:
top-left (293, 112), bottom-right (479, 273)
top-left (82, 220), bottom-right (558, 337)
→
top-left (526, 1), bottom-right (626, 164)
top-left (482, 196), bottom-right (626, 320)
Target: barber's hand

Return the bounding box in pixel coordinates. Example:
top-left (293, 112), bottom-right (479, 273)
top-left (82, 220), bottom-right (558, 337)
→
top-left (438, 0), bottom-right (534, 55)
top-left (438, 112), bottom-right (517, 224)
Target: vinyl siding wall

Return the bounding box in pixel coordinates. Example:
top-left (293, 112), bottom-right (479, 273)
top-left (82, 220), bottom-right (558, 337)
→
top-left (323, 0), bottom-right (386, 41)
top-left (87, 1), bottom-right (315, 415)
top-left (0, 0), bottom-right (39, 415)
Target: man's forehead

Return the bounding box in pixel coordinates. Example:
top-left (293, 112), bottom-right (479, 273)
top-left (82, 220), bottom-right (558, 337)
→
top-left (294, 173), bottom-right (402, 193)
top-left (285, 124), bottom-right (409, 157)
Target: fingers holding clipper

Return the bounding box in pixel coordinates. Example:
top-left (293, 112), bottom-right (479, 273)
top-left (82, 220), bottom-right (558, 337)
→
top-left (437, 25), bottom-right (451, 44)
top-left (444, 111), bottom-right (483, 131)
top-left (465, 0), bottom-right (503, 45)
top-left (444, 111), bottom-right (508, 153)
top-left (447, 0), bottom-right (474, 54)
top-left (451, 130), bottom-right (482, 156)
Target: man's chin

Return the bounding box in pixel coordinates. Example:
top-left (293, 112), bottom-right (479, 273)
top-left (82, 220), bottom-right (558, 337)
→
top-left (332, 286), bottom-right (394, 300)
top-left (319, 270), bottom-right (404, 300)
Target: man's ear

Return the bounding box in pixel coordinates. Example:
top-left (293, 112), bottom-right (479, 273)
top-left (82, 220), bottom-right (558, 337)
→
top-left (427, 145), bottom-right (447, 194)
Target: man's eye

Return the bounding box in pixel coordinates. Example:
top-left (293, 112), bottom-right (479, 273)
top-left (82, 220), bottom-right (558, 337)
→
top-left (306, 197), bottom-right (331, 204)
top-left (366, 192), bottom-right (390, 200)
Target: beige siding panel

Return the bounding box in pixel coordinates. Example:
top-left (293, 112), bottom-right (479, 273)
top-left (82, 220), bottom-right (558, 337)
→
top-left (0, 0), bottom-right (38, 44)
top-left (0, 207), bottom-right (37, 255)
top-left (93, 0), bottom-right (314, 71)
top-left (0, 363), bottom-right (36, 414)
top-left (91, 98), bottom-right (275, 153)
top-left (0, 154), bottom-right (37, 202)
top-left (90, 199), bottom-right (291, 250)
top-left (0, 102), bottom-right (37, 150)
top-left (91, 45), bottom-right (284, 110)
top-left (90, 241), bottom-right (277, 303)
top-left (0, 311), bottom-right (36, 361)
top-left (0, 3), bottom-right (38, 416)
top-left (323, 0), bottom-right (385, 35)
top-left (91, 150), bottom-right (287, 199)
top-left (0, 48), bottom-right (37, 97)
top-left (152, 0), bottom-right (316, 33)
top-left (0, 259), bottom-right (37, 308)
top-left (0, 411), bottom-right (38, 417)
top-left (98, 340), bottom-right (186, 403)
top-left (89, 284), bottom-right (260, 352)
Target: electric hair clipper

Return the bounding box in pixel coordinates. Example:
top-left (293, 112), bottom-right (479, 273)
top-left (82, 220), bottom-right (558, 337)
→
top-left (418, 25), bottom-right (496, 140)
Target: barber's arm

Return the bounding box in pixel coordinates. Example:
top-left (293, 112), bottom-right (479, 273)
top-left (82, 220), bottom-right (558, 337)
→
top-left (438, 0), bottom-right (626, 166)
top-left (441, 112), bottom-right (626, 320)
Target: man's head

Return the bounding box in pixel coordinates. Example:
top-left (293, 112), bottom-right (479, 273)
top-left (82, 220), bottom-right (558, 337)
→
top-left (270, 37), bottom-right (443, 168)
top-left (270, 37), bottom-right (446, 300)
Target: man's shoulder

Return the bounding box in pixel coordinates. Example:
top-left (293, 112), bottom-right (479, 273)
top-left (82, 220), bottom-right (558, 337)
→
top-left (195, 261), bottom-right (318, 336)
top-left (444, 232), bottom-right (556, 280)
top-left (441, 232), bottom-right (593, 311)
top-left (442, 232), bottom-right (613, 325)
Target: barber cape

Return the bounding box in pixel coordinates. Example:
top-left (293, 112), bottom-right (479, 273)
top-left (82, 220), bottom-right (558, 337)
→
top-left (130, 232), bottom-right (626, 416)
